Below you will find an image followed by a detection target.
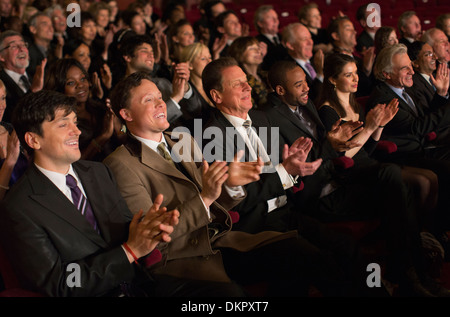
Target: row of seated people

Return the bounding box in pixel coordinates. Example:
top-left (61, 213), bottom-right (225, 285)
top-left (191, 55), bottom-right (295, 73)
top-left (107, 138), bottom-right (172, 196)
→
top-left (0, 0), bottom-right (449, 297)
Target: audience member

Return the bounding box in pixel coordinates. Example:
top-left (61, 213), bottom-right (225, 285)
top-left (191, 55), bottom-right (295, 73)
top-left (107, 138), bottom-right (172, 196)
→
top-left (44, 58), bottom-right (122, 162)
top-left (436, 13), bottom-right (450, 41)
top-left (0, 90), bottom-right (180, 297)
top-left (265, 59), bottom-right (447, 296)
top-left (106, 69), bottom-right (358, 297)
top-left (193, 0), bottom-right (226, 48)
top-left (374, 26), bottom-right (398, 55)
top-left (26, 11), bottom-right (55, 79)
top-left (213, 10), bottom-right (243, 57)
top-left (177, 42), bottom-right (215, 131)
top-left (298, 3), bottom-right (332, 54)
top-left (355, 3), bottom-right (380, 53)
top-left (119, 34), bottom-right (194, 125)
top-left (282, 23), bottom-right (324, 102)
top-left (368, 43), bottom-right (450, 237)
top-left (422, 28), bottom-right (450, 68)
top-left (317, 53), bottom-right (438, 229)
top-left (228, 36), bottom-right (270, 109)
top-left (328, 16), bottom-right (375, 96)
top-left (168, 19), bottom-right (195, 63)
top-left (0, 79), bottom-right (26, 200)
top-left (254, 5), bottom-right (287, 71)
top-left (398, 11), bottom-right (422, 51)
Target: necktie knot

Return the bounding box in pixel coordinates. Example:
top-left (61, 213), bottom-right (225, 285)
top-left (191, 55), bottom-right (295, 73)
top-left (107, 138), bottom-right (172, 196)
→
top-left (66, 174), bottom-right (78, 189)
top-left (157, 142), bottom-right (176, 167)
top-left (304, 62), bottom-right (317, 80)
top-left (242, 120), bottom-right (251, 129)
top-left (20, 75), bottom-right (31, 91)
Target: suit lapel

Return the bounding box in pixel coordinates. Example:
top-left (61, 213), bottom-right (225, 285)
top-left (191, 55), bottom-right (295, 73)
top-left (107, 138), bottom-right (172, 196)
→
top-left (28, 165), bottom-right (107, 248)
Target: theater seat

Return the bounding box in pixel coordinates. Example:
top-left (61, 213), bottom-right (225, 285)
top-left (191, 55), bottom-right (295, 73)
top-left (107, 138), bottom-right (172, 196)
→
top-left (0, 244), bottom-right (43, 297)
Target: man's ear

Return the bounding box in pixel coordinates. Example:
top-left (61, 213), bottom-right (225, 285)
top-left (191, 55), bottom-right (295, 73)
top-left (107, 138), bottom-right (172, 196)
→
top-left (123, 55), bottom-right (132, 64)
top-left (382, 71), bottom-right (391, 80)
top-left (119, 108), bottom-right (132, 122)
top-left (29, 25), bottom-right (37, 35)
top-left (275, 85), bottom-right (285, 96)
top-left (217, 26), bottom-right (225, 35)
top-left (411, 60), bottom-right (419, 69)
top-left (331, 31), bottom-right (340, 42)
top-left (24, 132), bottom-right (40, 151)
top-left (284, 41), bottom-right (294, 51)
top-left (210, 89), bottom-right (222, 104)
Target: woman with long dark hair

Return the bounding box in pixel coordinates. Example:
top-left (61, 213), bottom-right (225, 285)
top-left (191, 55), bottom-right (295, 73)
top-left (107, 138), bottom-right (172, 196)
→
top-left (44, 58), bottom-right (123, 162)
top-left (317, 53), bottom-right (438, 229)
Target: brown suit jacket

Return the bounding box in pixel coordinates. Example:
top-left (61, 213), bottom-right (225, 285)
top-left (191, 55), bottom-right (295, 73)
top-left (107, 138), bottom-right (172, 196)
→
top-left (103, 132), bottom-right (296, 282)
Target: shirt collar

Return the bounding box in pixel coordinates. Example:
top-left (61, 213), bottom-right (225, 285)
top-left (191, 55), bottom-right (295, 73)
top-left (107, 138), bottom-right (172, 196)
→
top-left (34, 163), bottom-right (83, 194)
top-left (3, 68), bottom-right (27, 85)
top-left (132, 132), bottom-right (167, 153)
top-left (221, 111), bottom-right (251, 128)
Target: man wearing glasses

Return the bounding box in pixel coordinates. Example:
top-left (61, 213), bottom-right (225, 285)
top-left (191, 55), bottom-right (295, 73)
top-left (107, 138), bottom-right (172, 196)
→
top-left (0, 30), bottom-right (32, 122)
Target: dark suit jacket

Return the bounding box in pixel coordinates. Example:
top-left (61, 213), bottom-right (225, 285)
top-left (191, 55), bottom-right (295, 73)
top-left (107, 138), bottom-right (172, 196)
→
top-left (356, 30), bottom-right (374, 53)
top-left (26, 42), bottom-right (46, 80)
top-left (0, 160), bottom-right (140, 297)
top-left (203, 108), bottom-right (295, 234)
top-left (0, 69), bottom-right (28, 123)
top-left (256, 33), bottom-right (288, 71)
top-left (264, 93), bottom-right (339, 208)
top-left (366, 82), bottom-right (450, 157)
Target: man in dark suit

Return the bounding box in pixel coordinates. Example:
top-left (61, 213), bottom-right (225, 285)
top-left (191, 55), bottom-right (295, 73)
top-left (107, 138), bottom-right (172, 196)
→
top-left (368, 43), bottom-right (450, 239)
top-left (0, 90), bottom-right (182, 297)
top-left (26, 12), bottom-right (55, 80)
top-left (355, 3), bottom-right (380, 54)
top-left (263, 59), bottom-right (450, 297)
top-left (254, 5), bottom-right (287, 71)
top-left (200, 57), bottom-right (404, 296)
top-left (398, 11), bottom-right (422, 52)
top-left (282, 22), bottom-right (323, 103)
top-left (0, 30), bottom-right (32, 122)
top-left (328, 16), bottom-right (375, 97)
top-left (104, 70), bottom-right (357, 297)
top-left (422, 28), bottom-right (450, 69)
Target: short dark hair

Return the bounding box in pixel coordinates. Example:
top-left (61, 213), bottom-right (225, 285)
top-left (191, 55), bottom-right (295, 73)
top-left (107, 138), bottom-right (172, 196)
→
top-left (327, 16), bottom-right (351, 44)
top-left (202, 57), bottom-right (238, 103)
top-left (215, 10), bottom-right (238, 29)
top-left (12, 90), bottom-right (77, 156)
top-left (408, 41), bottom-right (426, 62)
top-left (268, 60), bottom-right (299, 91)
top-left (109, 71), bottom-right (154, 124)
top-left (44, 58), bottom-right (91, 93)
top-left (120, 34), bottom-right (153, 58)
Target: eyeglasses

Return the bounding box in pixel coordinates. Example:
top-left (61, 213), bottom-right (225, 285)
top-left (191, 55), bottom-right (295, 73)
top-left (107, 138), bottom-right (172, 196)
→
top-left (0, 42), bottom-right (29, 52)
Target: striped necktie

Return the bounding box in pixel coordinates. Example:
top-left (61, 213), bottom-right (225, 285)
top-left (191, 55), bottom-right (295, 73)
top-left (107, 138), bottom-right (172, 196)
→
top-left (157, 142), bottom-right (176, 168)
top-left (66, 174), bottom-right (99, 233)
top-left (402, 90), bottom-right (419, 116)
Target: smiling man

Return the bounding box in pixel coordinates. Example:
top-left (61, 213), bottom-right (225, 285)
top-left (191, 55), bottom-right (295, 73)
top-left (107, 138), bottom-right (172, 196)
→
top-left (102, 71), bottom-right (355, 297)
top-left (368, 44), bottom-right (450, 247)
top-left (0, 30), bottom-right (32, 122)
top-left (0, 90), bottom-right (180, 297)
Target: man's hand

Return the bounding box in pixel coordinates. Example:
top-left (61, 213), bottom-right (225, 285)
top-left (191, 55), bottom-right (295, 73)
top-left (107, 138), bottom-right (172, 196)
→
top-left (200, 160), bottom-right (229, 208)
top-left (431, 62), bottom-right (449, 97)
top-left (31, 58), bottom-right (47, 92)
top-left (126, 194), bottom-right (179, 259)
top-left (226, 150), bottom-right (263, 187)
top-left (327, 119), bottom-right (363, 152)
top-left (281, 137), bottom-right (322, 177)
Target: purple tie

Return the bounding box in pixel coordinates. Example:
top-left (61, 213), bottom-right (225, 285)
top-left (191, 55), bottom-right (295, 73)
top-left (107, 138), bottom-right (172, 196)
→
top-left (66, 174), bottom-right (99, 233)
top-left (304, 62), bottom-right (317, 80)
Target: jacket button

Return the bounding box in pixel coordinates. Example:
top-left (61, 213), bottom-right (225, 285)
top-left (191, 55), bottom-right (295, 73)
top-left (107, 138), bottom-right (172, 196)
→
top-left (189, 237), bottom-right (199, 246)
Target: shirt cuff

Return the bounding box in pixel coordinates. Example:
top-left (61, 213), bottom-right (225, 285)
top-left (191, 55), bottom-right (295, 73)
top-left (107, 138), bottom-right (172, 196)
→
top-left (169, 97), bottom-right (181, 110)
top-left (275, 163), bottom-right (298, 190)
top-left (198, 194), bottom-right (212, 220)
top-left (224, 184), bottom-right (245, 199)
top-left (184, 83), bottom-right (193, 99)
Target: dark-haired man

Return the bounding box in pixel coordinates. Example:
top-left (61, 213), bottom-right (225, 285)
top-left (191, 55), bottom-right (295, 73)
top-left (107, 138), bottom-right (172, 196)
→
top-left (120, 34), bottom-right (194, 125)
top-left (0, 90), bottom-right (179, 296)
top-left (104, 70), bottom-right (356, 297)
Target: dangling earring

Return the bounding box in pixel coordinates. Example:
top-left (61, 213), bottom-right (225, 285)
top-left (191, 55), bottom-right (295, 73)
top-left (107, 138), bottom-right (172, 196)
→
top-left (333, 84), bottom-right (337, 91)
